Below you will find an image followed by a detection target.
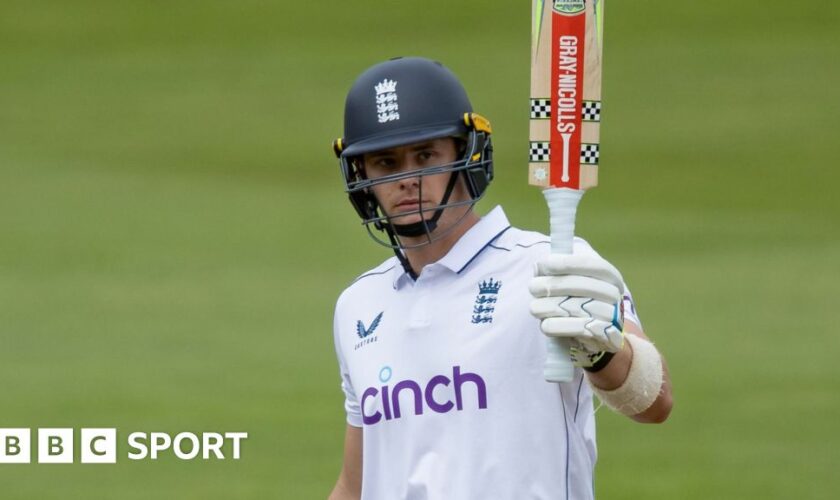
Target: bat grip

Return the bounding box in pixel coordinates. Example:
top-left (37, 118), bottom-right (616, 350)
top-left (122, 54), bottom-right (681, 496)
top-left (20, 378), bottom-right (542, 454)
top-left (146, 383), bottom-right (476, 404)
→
top-left (542, 187), bottom-right (584, 383)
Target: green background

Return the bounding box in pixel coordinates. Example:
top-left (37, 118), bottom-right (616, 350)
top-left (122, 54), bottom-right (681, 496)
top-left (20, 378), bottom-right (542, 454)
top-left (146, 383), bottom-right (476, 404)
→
top-left (1, 1), bottom-right (837, 498)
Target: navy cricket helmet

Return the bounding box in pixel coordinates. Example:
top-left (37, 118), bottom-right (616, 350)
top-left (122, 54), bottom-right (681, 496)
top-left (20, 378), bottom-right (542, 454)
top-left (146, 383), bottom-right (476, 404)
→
top-left (333, 56), bottom-right (494, 249)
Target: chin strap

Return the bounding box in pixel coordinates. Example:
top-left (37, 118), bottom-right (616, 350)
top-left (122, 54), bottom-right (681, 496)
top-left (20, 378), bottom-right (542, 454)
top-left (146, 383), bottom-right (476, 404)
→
top-left (387, 230), bottom-right (418, 281)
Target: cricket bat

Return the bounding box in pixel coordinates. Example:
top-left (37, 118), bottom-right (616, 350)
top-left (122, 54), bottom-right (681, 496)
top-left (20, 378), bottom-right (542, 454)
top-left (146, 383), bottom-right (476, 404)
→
top-left (529, 0), bottom-right (605, 383)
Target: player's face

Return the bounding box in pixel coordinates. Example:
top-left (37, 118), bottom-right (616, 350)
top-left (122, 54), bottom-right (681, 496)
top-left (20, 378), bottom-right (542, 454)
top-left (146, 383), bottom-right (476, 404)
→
top-left (362, 138), bottom-right (469, 227)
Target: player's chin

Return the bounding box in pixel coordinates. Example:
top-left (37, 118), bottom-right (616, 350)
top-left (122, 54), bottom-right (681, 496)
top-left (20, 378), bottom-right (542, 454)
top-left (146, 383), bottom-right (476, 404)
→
top-left (388, 213), bottom-right (424, 226)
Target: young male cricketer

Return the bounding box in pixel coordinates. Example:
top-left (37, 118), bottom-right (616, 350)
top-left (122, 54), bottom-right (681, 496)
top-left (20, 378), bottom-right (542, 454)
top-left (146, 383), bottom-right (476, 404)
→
top-left (329, 57), bottom-right (673, 500)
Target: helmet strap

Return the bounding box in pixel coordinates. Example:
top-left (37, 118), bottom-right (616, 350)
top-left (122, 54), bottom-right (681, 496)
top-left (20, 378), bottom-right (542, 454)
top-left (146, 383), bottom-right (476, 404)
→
top-left (386, 230), bottom-right (418, 281)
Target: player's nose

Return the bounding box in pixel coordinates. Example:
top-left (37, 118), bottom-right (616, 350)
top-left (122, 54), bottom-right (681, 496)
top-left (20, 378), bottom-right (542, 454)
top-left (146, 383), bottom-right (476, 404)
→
top-left (393, 157), bottom-right (422, 187)
top-left (396, 171), bottom-right (420, 190)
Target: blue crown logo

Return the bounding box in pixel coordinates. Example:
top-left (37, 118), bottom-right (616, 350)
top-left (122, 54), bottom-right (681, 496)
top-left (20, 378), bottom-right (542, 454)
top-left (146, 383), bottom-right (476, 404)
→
top-left (472, 278), bottom-right (502, 325)
top-left (478, 279), bottom-right (502, 295)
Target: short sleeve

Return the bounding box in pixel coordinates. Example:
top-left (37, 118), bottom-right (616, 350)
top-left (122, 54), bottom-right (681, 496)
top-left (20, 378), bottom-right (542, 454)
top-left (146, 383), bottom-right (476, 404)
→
top-left (334, 303), bottom-right (363, 428)
top-left (622, 286), bottom-right (642, 329)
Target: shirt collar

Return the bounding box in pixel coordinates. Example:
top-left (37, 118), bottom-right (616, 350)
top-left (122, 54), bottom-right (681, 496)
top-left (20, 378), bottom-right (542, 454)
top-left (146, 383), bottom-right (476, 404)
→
top-left (392, 205), bottom-right (511, 289)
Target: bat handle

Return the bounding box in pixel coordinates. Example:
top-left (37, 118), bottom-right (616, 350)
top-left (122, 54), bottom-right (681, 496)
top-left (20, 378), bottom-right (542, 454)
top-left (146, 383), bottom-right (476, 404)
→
top-left (542, 187), bottom-right (584, 383)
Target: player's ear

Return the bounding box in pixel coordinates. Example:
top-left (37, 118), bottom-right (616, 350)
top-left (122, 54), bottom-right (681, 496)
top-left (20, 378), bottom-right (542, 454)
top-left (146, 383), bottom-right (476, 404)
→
top-left (454, 137), bottom-right (468, 158)
top-left (354, 157), bottom-right (368, 180)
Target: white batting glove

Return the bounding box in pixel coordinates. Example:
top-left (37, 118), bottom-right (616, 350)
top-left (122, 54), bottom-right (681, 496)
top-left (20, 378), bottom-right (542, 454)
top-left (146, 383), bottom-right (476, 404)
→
top-left (529, 253), bottom-right (626, 366)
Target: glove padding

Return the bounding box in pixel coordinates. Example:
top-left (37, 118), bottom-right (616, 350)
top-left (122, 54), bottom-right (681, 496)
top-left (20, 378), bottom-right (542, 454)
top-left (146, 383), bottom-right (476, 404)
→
top-left (529, 253), bottom-right (626, 359)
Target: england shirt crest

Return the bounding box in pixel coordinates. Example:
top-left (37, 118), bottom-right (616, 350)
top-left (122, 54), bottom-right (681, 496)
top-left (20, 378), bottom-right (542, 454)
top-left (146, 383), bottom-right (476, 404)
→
top-left (472, 278), bottom-right (501, 324)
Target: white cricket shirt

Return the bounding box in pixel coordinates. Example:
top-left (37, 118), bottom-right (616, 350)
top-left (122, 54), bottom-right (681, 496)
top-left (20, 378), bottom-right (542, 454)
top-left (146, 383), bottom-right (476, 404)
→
top-left (333, 206), bottom-right (641, 500)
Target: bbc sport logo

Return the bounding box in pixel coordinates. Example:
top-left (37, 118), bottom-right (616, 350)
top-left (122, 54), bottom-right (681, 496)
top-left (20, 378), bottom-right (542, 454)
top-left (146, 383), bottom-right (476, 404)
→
top-left (0, 428), bottom-right (248, 464)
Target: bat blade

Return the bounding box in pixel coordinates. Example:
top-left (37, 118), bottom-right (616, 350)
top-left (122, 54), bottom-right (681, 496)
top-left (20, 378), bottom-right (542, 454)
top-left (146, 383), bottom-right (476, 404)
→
top-left (529, 0), bottom-right (603, 190)
top-left (529, 0), bottom-right (606, 383)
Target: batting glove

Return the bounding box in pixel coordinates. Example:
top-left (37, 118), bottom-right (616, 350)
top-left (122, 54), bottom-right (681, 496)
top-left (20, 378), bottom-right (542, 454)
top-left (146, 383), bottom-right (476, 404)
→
top-left (529, 253), bottom-right (626, 367)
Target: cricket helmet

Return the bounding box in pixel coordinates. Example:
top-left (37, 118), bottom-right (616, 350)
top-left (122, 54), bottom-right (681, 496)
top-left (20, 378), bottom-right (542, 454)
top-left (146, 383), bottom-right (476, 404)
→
top-left (333, 56), bottom-right (494, 248)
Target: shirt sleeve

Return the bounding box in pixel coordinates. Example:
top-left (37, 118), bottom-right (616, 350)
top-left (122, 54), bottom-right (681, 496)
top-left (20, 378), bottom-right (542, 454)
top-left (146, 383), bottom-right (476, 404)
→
top-left (334, 302), bottom-right (363, 428)
top-left (622, 285), bottom-right (643, 329)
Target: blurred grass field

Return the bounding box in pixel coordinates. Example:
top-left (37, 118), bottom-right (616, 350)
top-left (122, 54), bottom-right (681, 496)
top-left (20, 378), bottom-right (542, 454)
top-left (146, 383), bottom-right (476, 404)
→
top-left (1, 1), bottom-right (838, 498)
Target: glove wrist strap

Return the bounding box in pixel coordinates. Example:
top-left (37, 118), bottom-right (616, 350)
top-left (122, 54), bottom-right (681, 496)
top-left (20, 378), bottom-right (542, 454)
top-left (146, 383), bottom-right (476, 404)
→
top-left (583, 351), bottom-right (615, 373)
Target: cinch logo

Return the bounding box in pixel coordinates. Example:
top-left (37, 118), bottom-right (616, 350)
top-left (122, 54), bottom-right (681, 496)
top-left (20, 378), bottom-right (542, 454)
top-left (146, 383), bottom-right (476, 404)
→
top-left (360, 366), bottom-right (488, 426)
